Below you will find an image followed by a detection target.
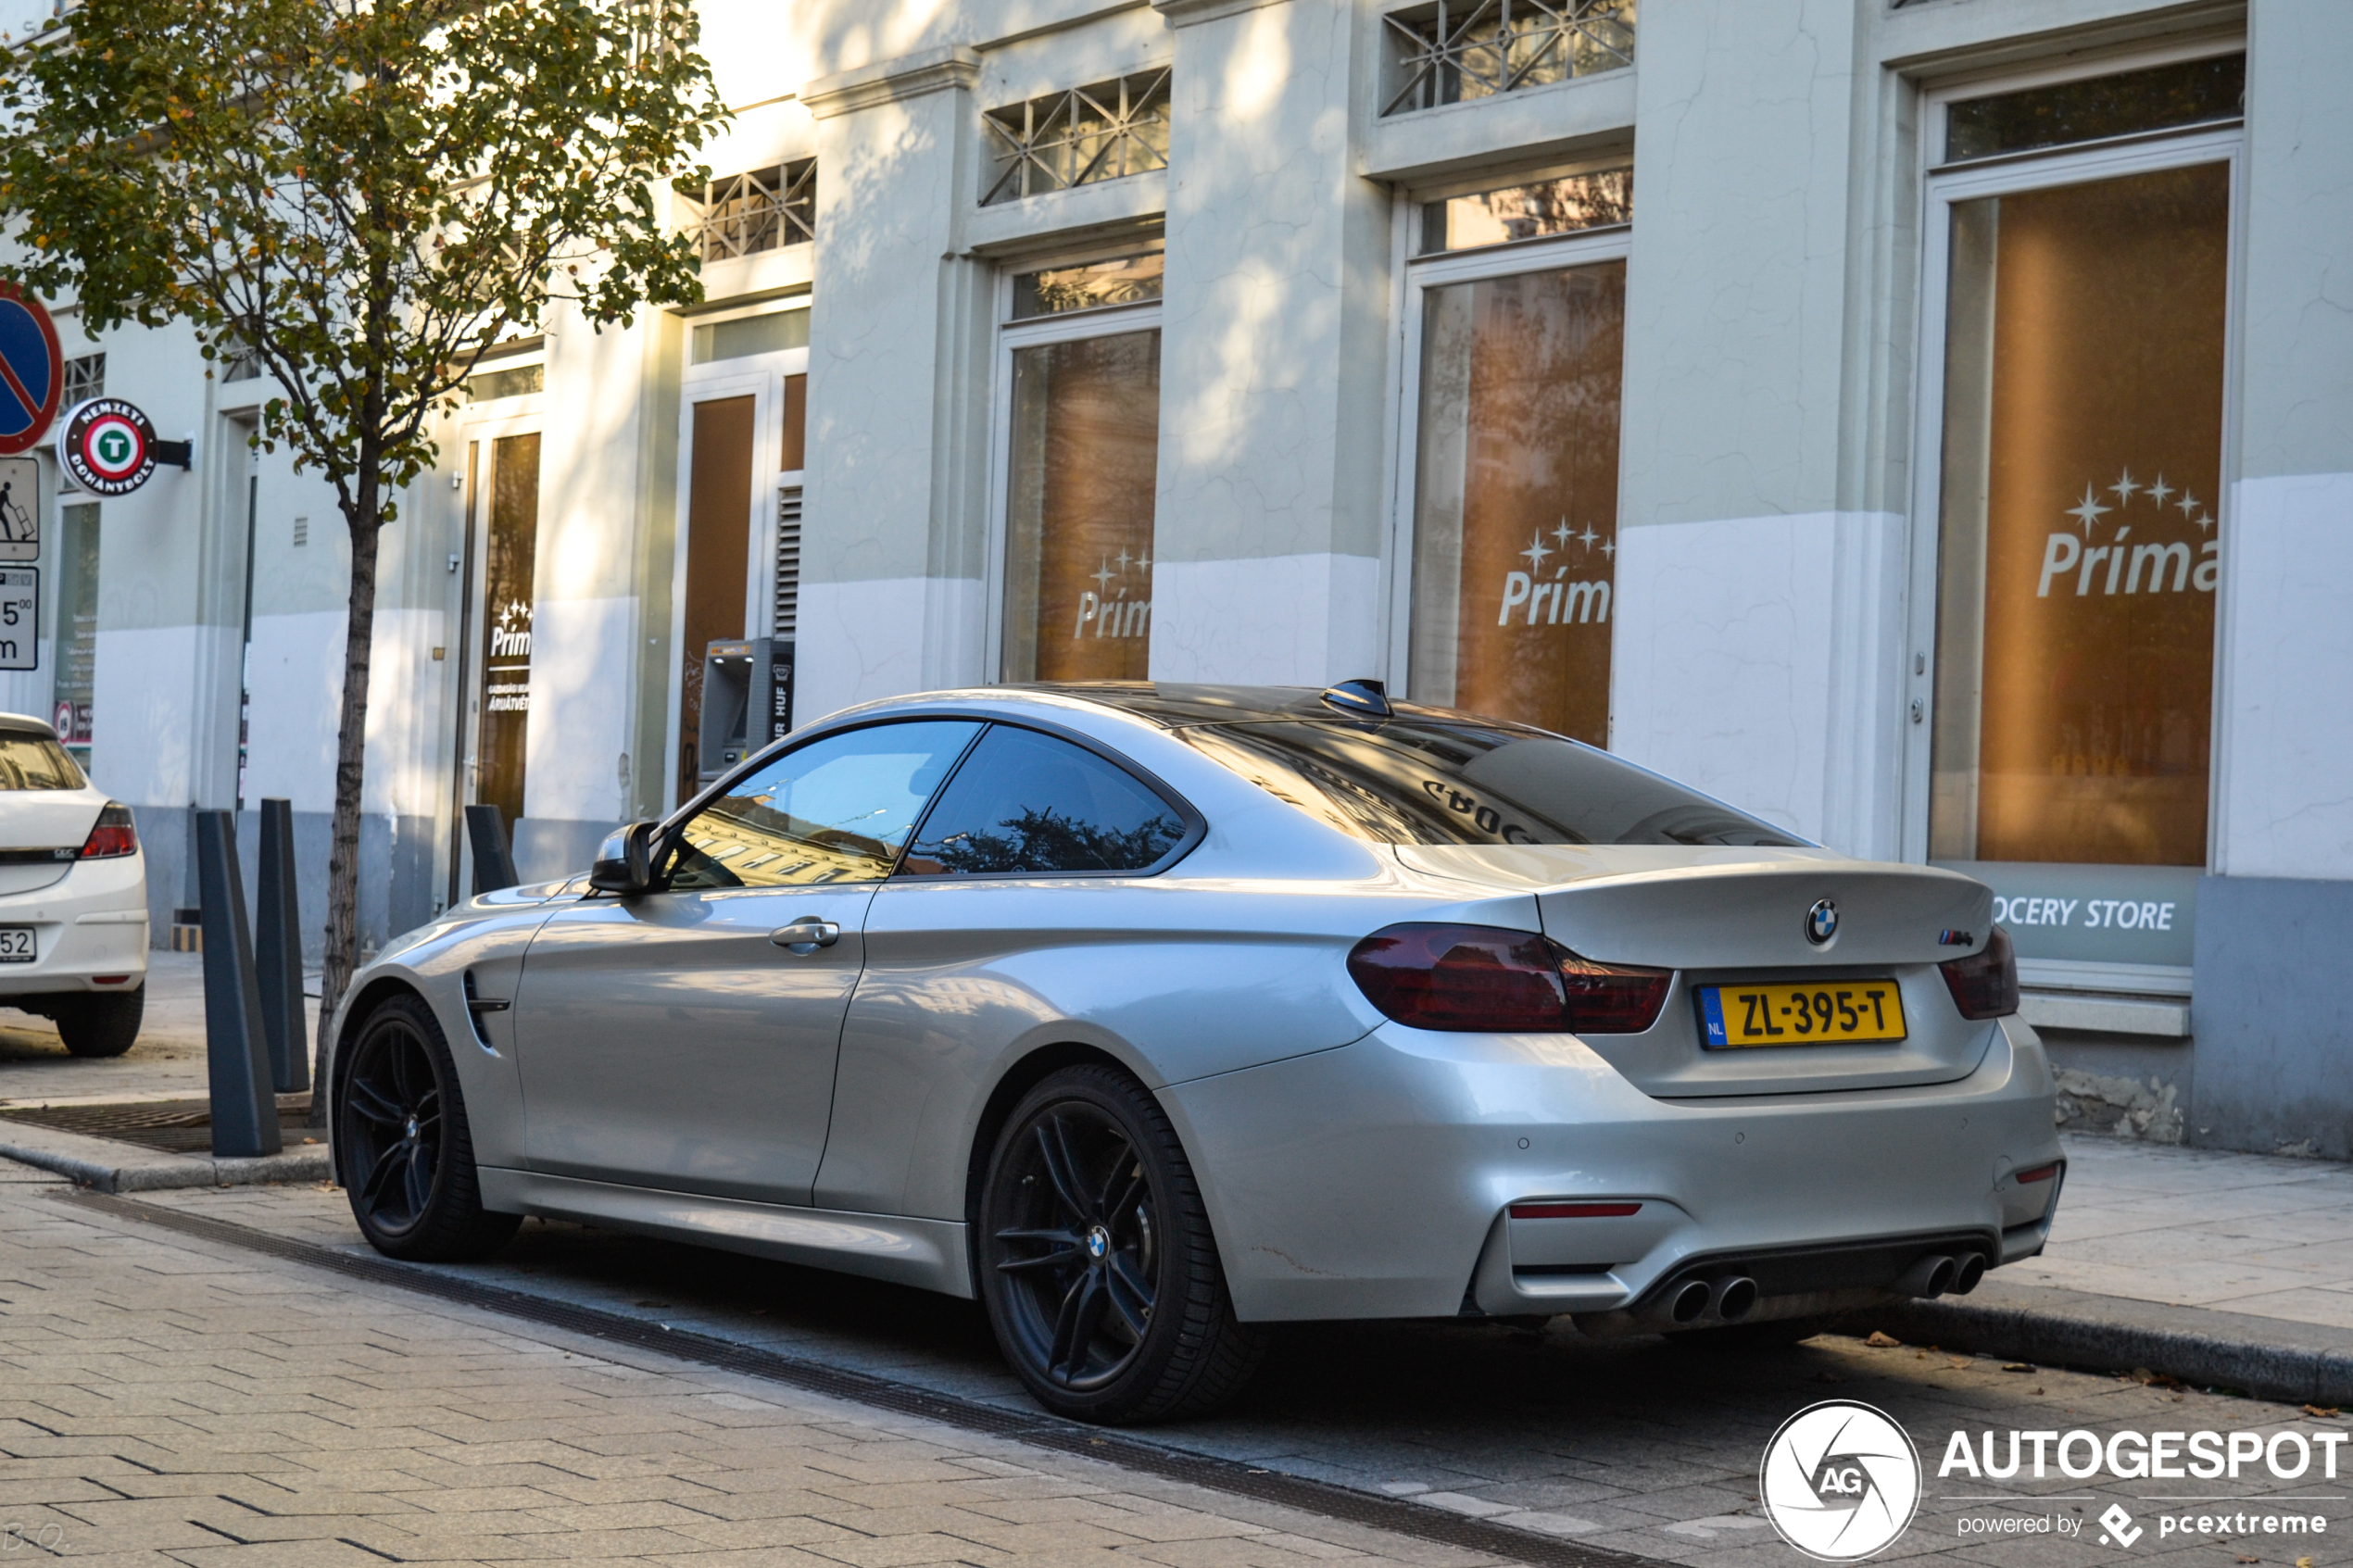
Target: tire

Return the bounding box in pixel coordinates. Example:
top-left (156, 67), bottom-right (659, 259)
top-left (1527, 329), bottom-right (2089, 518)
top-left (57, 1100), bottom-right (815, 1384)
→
top-left (335, 991), bottom-right (519, 1261)
top-left (54, 988), bottom-right (144, 1058)
top-left (977, 1064), bottom-right (1268, 1424)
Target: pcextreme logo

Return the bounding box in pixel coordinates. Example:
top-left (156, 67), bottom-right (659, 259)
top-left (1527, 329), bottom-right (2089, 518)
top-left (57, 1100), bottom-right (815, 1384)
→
top-left (1759, 1401), bottom-right (1922, 1561)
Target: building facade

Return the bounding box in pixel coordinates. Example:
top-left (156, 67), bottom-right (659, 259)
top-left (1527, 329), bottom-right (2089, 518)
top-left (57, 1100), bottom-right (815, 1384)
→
top-left (7, 0), bottom-right (2350, 1155)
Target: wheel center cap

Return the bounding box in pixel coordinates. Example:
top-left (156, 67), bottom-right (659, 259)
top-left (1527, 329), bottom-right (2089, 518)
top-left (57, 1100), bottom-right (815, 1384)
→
top-left (404, 1116), bottom-right (419, 1141)
top-left (1085, 1225), bottom-right (1110, 1261)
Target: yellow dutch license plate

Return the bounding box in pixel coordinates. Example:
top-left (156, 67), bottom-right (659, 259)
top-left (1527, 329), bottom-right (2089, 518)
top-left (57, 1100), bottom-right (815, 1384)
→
top-left (1695, 981), bottom-right (1906, 1048)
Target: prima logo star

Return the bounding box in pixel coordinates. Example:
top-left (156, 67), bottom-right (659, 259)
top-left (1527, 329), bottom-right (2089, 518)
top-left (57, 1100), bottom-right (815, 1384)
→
top-left (2197, 513), bottom-right (2213, 533)
top-left (2176, 489), bottom-right (2200, 517)
top-left (2108, 469), bottom-right (2141, 505)
top-left (1601, 538), bottom-right (1615, 558)
top-left (1091, 558), bottom-right (1115, 590)
top-left (2067, 485), bottom-right (2111, 535)
top-left (1553, 520), bottom-right (1574, 548)
top-left (1136, 551), bottom-right (1151, 571)
top-left (1580, 525), bottom-right (1599, 550)
top-left (2146, 474), bottom-right (2173, 508)
top-left (1115, 548), bottom-right (1132, 572)
top-left (1521, 533), bottom-right (1553, 571)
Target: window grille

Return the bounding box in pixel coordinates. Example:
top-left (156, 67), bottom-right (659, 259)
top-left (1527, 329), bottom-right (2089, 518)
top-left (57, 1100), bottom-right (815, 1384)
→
top-left (677, 159), bottom-right (816, 261)
top-left (1383, 0), bottom-right (1634, 118)
top-left (774, 485), bottom-right (801, 640)
top-left (63, 353), bottom-right (104, 403)
top-left (982, 70), bottom-right (1171, 207)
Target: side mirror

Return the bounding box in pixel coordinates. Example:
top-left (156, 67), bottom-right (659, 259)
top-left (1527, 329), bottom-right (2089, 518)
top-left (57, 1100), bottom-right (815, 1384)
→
top-left (588, 820), bottom-right (660, 895)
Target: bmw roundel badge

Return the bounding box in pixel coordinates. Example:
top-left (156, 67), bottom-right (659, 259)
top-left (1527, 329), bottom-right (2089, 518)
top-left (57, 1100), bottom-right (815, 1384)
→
top-left (1806, 898), bottom-right (1839, 946)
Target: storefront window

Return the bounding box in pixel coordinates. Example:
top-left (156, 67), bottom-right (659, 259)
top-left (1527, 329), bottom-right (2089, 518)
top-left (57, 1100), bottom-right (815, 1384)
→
top-left (1926, 100), bottom-right (2233, 973)
top-left (998, 257), bottom-right (1161, 683)
top-left (477, 431), bottom-right (540, 830)
top-left (1408, 259), bottom-right (1624, 745)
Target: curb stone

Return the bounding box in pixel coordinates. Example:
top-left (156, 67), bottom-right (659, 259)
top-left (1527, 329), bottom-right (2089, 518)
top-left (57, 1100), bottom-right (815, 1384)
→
top-left (1865, 1279), bottom-right (2353, 1407)
top-left (0, 1118), bottom-right (331, 1192)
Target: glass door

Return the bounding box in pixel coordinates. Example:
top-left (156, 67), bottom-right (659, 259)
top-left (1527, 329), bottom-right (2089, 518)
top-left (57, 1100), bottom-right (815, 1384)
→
top-left (445, 423), bottom-right (543, 903)
top-left (1908, 53), bottom-right (2243, 990)
top-left (1392, 169), bottom-right (1631, 745)
top-left (672, 300), bottom-right (809, 809)
top-left (989, 248), bottom-right (1164, 683)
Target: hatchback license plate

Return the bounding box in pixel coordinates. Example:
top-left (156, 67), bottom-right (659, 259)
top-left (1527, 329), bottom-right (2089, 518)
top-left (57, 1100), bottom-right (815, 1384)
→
top-left (1696, 981), bottom-right (1906, 1047)
top-left (0, 927), bottom-right (34, 962)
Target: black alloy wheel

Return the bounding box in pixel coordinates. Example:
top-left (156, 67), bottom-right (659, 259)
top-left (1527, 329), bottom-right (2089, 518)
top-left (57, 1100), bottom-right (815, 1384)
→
top-left (336, 992), bottom-right (518, 1261)
top-left (979, 1065), bottom-right (1266, 1423)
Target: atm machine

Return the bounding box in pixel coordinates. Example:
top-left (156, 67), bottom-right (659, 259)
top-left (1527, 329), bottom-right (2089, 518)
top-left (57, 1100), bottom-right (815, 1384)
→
top-left (698, 637), bottom-right (794, 784)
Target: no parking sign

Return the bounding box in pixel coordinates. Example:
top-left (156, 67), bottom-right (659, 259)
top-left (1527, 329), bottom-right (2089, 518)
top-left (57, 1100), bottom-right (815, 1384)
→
top-left (0, 283), bottom-right (64, 458)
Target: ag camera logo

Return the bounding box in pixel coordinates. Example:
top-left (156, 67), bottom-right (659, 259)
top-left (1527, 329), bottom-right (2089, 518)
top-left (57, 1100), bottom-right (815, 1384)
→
top-left (1760, 1400), bottom-right (1922, 1561)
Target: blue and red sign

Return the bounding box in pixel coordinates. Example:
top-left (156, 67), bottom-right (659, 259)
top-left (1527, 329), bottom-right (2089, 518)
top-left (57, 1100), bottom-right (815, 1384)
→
top-left (0, 285), bottom-right (63, 457)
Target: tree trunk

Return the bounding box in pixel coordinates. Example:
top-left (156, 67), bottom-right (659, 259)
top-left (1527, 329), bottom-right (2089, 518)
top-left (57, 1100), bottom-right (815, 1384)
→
top-left (307, 497), bottom-right (382, 1124)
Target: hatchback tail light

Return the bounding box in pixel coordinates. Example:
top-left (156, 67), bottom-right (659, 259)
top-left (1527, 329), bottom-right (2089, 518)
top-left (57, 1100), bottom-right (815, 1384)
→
top-left (1939, 925), bottom-right (2018, 1019)
top-left (79, 802), bottom-right (138, 859)
top-left (1347, 922), bottom-right (1671, 1034)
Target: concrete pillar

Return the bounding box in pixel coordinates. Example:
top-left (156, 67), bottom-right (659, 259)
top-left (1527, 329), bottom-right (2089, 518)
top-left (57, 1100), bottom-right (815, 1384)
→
top-left (2192, 0), bottom-right (2353, 1159)
top-left (1146, 0), bottom-right (1391, 688)
top-left (2212, 0), bottom-right (2353, 884)
top-left (1607, 0), bottom-right (1904, 856)
top-left (796, 47), bottom-right (993, 726)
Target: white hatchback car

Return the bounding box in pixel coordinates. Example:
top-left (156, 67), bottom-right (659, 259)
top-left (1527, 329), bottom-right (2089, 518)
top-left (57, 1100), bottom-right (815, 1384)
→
top-left (0, 713), bottom-right (146, 1056)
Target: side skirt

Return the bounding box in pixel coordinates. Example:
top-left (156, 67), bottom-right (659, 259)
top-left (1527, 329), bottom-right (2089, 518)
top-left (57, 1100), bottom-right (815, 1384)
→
top-left (477, 1167), bottom-right (974, 1298)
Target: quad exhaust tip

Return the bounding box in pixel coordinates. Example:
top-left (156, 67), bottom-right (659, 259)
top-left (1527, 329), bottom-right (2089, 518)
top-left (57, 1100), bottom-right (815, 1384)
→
top-left (1893, 1250), bottom-right (1990, 1299)
top-left (1653, 1273), bottom-right (1758, 1326)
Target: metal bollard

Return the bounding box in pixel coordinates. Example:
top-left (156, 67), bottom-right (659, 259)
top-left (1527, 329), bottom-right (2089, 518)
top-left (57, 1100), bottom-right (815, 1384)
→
top-left (466, 803), bottom-right (519, 895)
top-left (195, 809), bottom-right (282, 1159)
top-left (254, 798), bottom-right (309, 1095)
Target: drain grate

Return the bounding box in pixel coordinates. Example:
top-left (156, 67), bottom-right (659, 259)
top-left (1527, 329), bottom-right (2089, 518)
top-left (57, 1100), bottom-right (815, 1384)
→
top-left (4, 1096), bottom-right (313, 1155)
top-left (57, 1188), bottom-right (1659, 1568)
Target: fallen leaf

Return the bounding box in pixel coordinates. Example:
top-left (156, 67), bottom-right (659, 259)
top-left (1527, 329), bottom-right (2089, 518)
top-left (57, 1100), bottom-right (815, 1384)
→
top-left (2236, 1556), bottom-right (2259, 1563)
top-left (2003, 1362), bottom-right (2034, 1373)
top-left (2032, 1386), bottom-right (2045, 1395)
top-left (2304, 1405), bottom-right (2342, 1419)
top-left (2296, 1557), bottom-right (2312, 1568)
top-left (1865, 1331), bottom-right (1901, 1348)
top-left (1947, 1358), bottom-right (1972, 1370)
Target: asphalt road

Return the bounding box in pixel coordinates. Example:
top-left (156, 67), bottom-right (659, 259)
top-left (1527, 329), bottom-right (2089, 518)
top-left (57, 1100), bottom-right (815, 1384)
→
top-left (120, 1180), bottom-right (2353, 1568)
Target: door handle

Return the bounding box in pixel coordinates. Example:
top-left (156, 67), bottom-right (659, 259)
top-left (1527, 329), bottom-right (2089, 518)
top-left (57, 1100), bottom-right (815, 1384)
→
top-left (770, 918), bottom-right (841, 953)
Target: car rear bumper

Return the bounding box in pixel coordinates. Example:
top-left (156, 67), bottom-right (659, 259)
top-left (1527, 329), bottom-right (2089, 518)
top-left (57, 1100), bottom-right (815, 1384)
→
top-left (0, 854), bottom-right (149, 997)
top-left (1159, 1012), bottom-right (2061, 1323)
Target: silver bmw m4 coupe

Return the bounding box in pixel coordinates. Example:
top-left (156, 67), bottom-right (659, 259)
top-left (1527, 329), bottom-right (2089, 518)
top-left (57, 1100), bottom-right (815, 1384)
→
top-left (328, 681), bottom-right (2062, 1423)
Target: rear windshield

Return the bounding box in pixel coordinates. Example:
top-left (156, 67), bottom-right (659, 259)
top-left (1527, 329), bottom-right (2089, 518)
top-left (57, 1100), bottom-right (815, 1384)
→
top-left (1183, 719), bottom-right (1803, 847)
top-left (0, 734), bottom-right (83, 791)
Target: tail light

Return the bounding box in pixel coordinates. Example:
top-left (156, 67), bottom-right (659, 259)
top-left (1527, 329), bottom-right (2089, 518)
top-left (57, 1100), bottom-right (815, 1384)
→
top-left (1939, 925), bottom-right (2018, 1019)
top-left (1347, 922), bottom-right (1671, 1035)
top-left (78, 802), bottom-right (138, 859)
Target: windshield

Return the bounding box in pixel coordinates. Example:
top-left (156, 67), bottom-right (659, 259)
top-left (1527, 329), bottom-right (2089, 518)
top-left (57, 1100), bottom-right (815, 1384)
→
top-left (0, 734), bottom-right (84, 791)
top-left (1182, 718), bottom-right (1802, 847)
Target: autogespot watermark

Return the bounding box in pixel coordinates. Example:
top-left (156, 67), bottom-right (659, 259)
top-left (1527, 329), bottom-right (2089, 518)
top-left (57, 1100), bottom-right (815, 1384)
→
top-left (1757, 1407), bottom-right (2348, 1560)
top-left (1759, 1401), bottom-right (1923, 1561)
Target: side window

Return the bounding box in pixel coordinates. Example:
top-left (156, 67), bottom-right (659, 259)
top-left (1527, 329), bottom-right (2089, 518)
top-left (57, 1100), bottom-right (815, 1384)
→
top-left (901, 726), bottom-right (1189, 876)
top-left (667, 721), bottom-right (982, 890)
